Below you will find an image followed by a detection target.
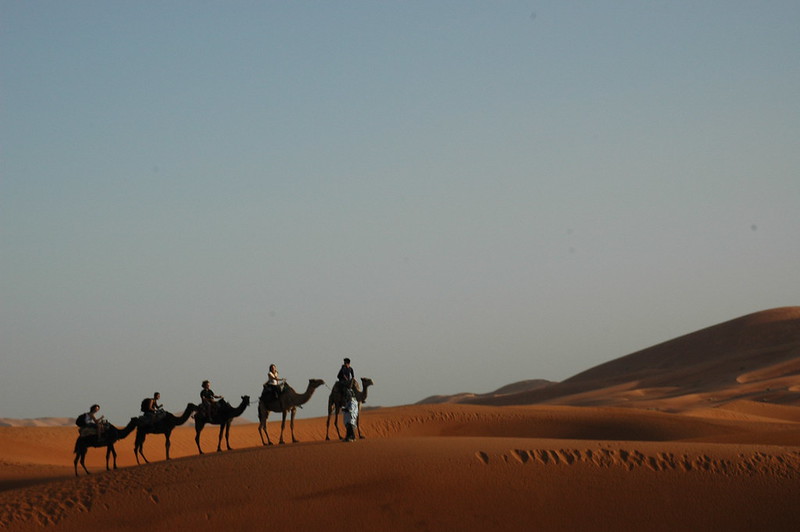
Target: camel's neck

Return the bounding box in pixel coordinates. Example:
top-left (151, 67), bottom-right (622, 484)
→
top-left (232, 401), bottom-right (248, 416)
top-left (298, 384), bottom-right (318, 404)
top-left (359, 385), bottom-right (370, 401)
top-left (174, 404), bottom-right (196, 425)
top-left (120, 420), bottom-right (138, 438)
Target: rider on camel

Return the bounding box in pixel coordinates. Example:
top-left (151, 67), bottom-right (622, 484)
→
top-left (337, 357), bottom-right (354, 386)
top-left (264, 364), bottom-right (286, 401)
top-left (82, 404), bottom-right (106, 439)
top-left (141, 392), bottom-right (163, 426)
top-left (201, 380), bottom-right (223, 420)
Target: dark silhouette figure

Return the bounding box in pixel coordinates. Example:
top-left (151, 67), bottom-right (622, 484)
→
top-left (134, 403), bottom-right (198, 464)
top-left (258, 379), bottom-right (325, 445)
top-left (194, 396), bottom-right (250, 454)
top-left (326, 377), bottom-right (373, 441)
top-left (73, 418), bottom-right (138, 476)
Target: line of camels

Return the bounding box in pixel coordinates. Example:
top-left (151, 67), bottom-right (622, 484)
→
top-left (74, 377), bottom-right (374, 476)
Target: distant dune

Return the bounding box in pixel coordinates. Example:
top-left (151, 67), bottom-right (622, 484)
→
top-left (417, 379), bottom-right (555, 404)
top-left (0, 418), bottom-right (73, 428)
top-left (1, 307), bottom-right (798, 531)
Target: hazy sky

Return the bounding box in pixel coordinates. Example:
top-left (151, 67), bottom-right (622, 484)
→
top-left (2, 1), bottom-right (799, 422)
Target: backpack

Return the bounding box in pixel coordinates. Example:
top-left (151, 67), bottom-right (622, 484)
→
top-left (141, 398), bottom-right (151, 413)
top-left (75, 414), bottom-right (87, 427)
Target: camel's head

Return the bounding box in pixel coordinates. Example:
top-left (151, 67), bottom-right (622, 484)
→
top-left (309, 379), bottom-right (325, 389)
top-left (241, 395), bottom-right (251, 407)
top-left (361, 377), bottom-right (374, 388)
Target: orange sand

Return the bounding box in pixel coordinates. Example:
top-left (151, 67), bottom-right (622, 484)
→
top-left (1, 404), bottom-right (799, 531)
top-left (2, 308), bottom-right (799, 531)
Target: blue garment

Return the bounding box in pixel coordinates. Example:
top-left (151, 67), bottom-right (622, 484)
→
top-left (343, 396), bottom-right (359, 426)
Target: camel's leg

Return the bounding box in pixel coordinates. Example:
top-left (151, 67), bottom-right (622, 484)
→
top-left (106, 445), bottom-right (117, 470)
top-left (81, 452), bottom-right (90, 475)
top-left (134, 432), bottom-right (147, 464)
top-left (258, 410), bottom-right (273, 446)
top-left (333, 406), bottom-right (343, 440)
top-left (325, 402), bottom-right (334, 440)
top-left (264, 412), bottom-right (273, 445)
top-left (165, 433), bottom-right (171, 460)
top-left (357, 404), bottom-right (365, 439)
top-left (325, 403), bottom-right (333, 441)
top-left (79, 451), bottom-right (90, 475)
top-left (279, 411), bottom-right (287, 444)
top-left (224, 422), bottom-right (233, 450)
top-left (195, 423), bottom-right (204, 454)
top-left (74, 452), bottom-right (82, 476)
top-left (290, 408), bottom-right (298, 443)
top-left (217, 423), bottom-right (225, 452)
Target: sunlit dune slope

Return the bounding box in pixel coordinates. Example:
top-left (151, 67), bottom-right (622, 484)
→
top-left (464, 307), bottom-right (800, 410)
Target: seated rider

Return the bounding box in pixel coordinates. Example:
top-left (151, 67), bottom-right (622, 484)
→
top-left (141, 392), bottom-right (163, 425)
top-left (337, 357), bottom-right (355, 388)
top-left (83, 404), bottom-right (106, 439)
top-left (264, 364), bottom-right (286, 400)
top-left (201, 380), bottom-right (223, 419)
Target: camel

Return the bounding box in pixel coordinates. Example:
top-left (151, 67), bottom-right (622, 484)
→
top-left (326, 377), bottom-right (373, 441)
top-left (73, 418), bottom-right (138, 476)
top-left (133, 403), bottom-right (198, 464)
top-left (194, 395), bottom-right (250, 454)
top-left (258, 379), bottom-right (325, 445)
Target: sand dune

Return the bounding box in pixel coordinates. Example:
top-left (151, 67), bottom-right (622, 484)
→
top-left (463, 307), bottom-right (800, 410)
top-left (2, 308), bottom-right (799, 530)
top-left (1, 403), bottom-right (799, 531)
top-left (0, 418), bottom-right (73, 428)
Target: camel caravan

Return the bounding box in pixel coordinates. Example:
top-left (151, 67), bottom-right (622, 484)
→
top-left (73, 358), bottom-right (373, 476)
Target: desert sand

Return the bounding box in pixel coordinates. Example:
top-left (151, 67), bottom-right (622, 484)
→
top-left (2, 308), bottom-right (799, 531)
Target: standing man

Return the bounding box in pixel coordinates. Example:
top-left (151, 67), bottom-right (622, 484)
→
top-left (342, 379), bottom-right (359, 442)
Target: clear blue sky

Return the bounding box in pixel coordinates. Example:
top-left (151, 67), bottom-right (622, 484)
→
top-left (2, 1), bottom-right (799, 422)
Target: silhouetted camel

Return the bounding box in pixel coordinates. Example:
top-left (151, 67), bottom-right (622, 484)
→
top-left (73, 418), bottom-right (138, 476)
top-left (258, 379), bottom-right (325, 445)
top-left (326, 377), bottom-right (373, 441)
top-left (134, 403), bottom-right (198, 464)
top-left (194, 396), bottom-right (250, 454)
